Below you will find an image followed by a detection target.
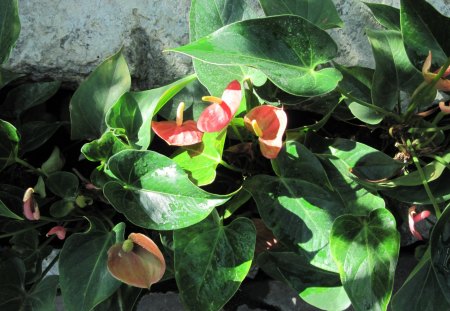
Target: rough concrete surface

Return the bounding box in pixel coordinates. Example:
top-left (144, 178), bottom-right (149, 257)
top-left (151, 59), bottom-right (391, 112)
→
top-left (4, 0), bottom-right (450, 89)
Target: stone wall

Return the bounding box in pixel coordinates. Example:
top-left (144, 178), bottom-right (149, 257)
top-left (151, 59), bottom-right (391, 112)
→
top-left (4, 0), bottom-right (450, 89)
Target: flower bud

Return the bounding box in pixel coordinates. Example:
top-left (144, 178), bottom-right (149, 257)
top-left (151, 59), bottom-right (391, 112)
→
top-left (23, 188), bottom-right (40, 221)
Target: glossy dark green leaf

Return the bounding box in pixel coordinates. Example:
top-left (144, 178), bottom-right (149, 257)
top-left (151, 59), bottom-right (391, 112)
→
top-left (0, 0), bottom-right (20, 64)
top-left (190, 0), bottom-right (265, 96)
top-left (258, 252), bottom-right (350, 311)
top-left (400, 0), bottom-right (450, 66)
top-left (321, 157), bottom-right (385, 215)
top-left (3, 81), bottom-right (60, 117)
top-left (41, 147), bottom-right (65, 175)
top-left (325, 138), bottom-right (404, 181)
top-left (430, 205), bottom-right (450, 303)
top-left (46, 171), bottom-right (79, 199)
top-left (365, 3), bottom-right (400, 30)
top-left (20, 121), bottom-right (61, 153)
top-left (392, 250), bottom-right (449, 311)
top-left (70, 50), bottom-right (131, 140)
top-left (59, 220), bottom-right (124, 311)
top-left (245, 155), bottom-right (343, 272)
top-left (93, 284), bottom-right (142, 311)
top-left (368, 29), bottom-right (423, 111)
top-left (174, 15), bottom-right (342, 97)
top-left (82, 131), bottom-right (131, 164)
top-left (330, 209), bottom-right (400, 311)
top-left (0, 198), bottom-right (22, 220)
top-left (258, 0), bottom-right (343, 29)
top-left (0, 119), bottom-right (19, 172)
top-left (172, 130), bottom-right (226, 186)
top-left (104, 150), bottom-right (231, 230)
top-left (335, 64), bottom-right (383, 124)
top-left (174, 215), bottom-right (255, 311)
top-left (0, 257), bottom-right (26, 311)
top-left (49, 200), bottom-right (75, 218)
top-left (272, 141), bottom-right (331, 187)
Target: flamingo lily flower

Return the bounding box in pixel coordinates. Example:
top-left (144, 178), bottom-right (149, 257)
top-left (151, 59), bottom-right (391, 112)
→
top-left (46, 226), bottom-right (67, 240)
top-left (23, 187), bottom-right (40, 221)
top-left (408, 206), bottom-right (431, 240)
top-left (197, 80), bottom-right (242, 132)
top-left (152, 102), bottom-right (203, 146)
top-left (422, 51), bottom-right (450, 91)
top-left (107, 233), bottom-right (166, 289)
top-left (244, 105), bottom-right (287, 159)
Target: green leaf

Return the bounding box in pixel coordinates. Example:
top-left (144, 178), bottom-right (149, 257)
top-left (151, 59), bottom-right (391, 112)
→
top-left (59, 220), bottom-right (123, 311)
top-left (245, 174), bottom-right (341, 272)
top-left (173, 15), bottom-right (342, 97)
top-left (330, 208), bottom-right (400, 311)
top-left (190, 0), bottom-right (266, 96)
top-left (0, 198), bottom-right (22, 220)
top-left (93, 284), bottom-right (142, 311)
top-left (0, 0), bottom-right (20, 64)
top-left (82, 131), bottom-right (131, 164)
top-left (324, 138), bottom-right (404, 181)
top-left (104, 150), bottom-right (231, 230)
top-left (335, 64), bottom-right (384, 125)
top-left (3, 81), bottom-right (60, 117)
top-left (27, 276), bottom-right (60, 311)
top-left (258, 0), bottom-right (343, 29)
top-left (174, 215), bottom-right (255, 311)
top-left (172, 130), bottom-right (226, 186)
top-left (41, 146), bottom-right (65, 175)
top-left (364, 3), bottom-right (400, 31)
top-left (400, 0), bottom-right (450, 66)
top-left (20, 121), bottom-right (61, 153)
top-left (430, 205), bottom-right (450, 303)
top-left (367, 29), bottom-right (423, 111)
top-left (70, 50), bottom-right (131, 140)
top-left (392, 250), bottom-right (450, 311)
top-left (258, 252), bottom-right (351, 311)
top-left (0, 119), bottom-right (19, 172)
top-left (46, 171), bottom-right (79, 199)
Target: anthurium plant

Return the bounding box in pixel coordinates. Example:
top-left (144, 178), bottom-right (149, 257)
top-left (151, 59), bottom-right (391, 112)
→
top-left (1, 0), bottom-right (450, 310)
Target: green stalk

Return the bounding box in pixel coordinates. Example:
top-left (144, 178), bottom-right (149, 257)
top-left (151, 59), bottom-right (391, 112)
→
top-left (407, 139), bottom-right (441, 218)
top-left (219, 159), bottom-right (244, 173)
top-left (0, 222), bottom-right (49, 239)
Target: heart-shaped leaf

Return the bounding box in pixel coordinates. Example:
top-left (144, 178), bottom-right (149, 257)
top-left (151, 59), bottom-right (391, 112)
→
top-left (190, 0), bottom-right (266, 96)
top-left (173, 15), bottom-right (342, 97)
top-left (104, 150), bottom-right (231, 230)
top-left (59, 220), bottom-right (124, 311)
top-left (70, 50), bottom-right (131, 140)
top-left (258, 0), bottom-right (343, 29)
top-left (368, 29), bottom-right (423, 111)
top-left (174, 215), bottom-right (255, 311)
top-left (46, 172), bottom-right (79, 199)
top-left (172, 130), bottom-right (226, 186)
top-left (258, 251), bottom-right (351, 311)
top-left (0, 0), bottom-right (20, 64)
top-left (401, 0), bottom-right (450, 67)
top-left (330, 208), bottom-right (400, 311)
top-left (392, 249), bottom-right (450, 311)
top-left (0, 119), bottom-right (19, 172)
top-left (0, 198), bottom-right (22, 220)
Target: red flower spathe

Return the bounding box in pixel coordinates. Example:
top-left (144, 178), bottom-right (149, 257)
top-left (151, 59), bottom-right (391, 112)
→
top-left (152, 102), bottom-right (203, 146)
top-left (197, 80), bottom-right (242, 132)
top-left (244, 105), bottom-right (287, 159)
top-left (422, 51), bottom-right (450, 91)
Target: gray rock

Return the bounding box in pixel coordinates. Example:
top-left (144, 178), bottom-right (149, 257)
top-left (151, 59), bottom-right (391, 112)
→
top-left (4, 1), bottom-right (450, 88)
top-left (137, 292), bottom-right (184, 311)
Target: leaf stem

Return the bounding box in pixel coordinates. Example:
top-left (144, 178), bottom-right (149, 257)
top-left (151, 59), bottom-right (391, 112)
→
top-left (219, 159), bottom-right (244, 173)
top-left (407, 139), bottom-right (441, 218)
top-left (0, 222), bottom-right (49, 239)
top-left (14, 158), bottom-right (45, 176)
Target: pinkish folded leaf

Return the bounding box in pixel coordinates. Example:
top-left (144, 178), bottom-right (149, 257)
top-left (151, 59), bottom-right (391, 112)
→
top-left (408, 206), bottom-right (431, 240)
top-left (244, 105), bottom-right (287, 159)
top-left (22, 187), bottom-right (40, 221)
top-left (46, 226), bottom-right (66, 240)
top-left (197, 80), bottom-right (242, 132)
top-left (422, 51), bottom-right (450, 91)
top-left (107, 233), bottom-right (166, 289)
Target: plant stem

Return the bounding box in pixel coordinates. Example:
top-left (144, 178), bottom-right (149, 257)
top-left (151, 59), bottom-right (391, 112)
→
top-left (0, 222), bottom-right (49, 239)
top-left (14, 158), bottom-right (45, 176)
top-left (407, 139), bottom-right (441, 218)
top-left (219, 159), bottom-right (244, 173)
top-left (229, 121), bottom-right (245, 143)
top-left (29, 251), bottom-right (59, 292)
